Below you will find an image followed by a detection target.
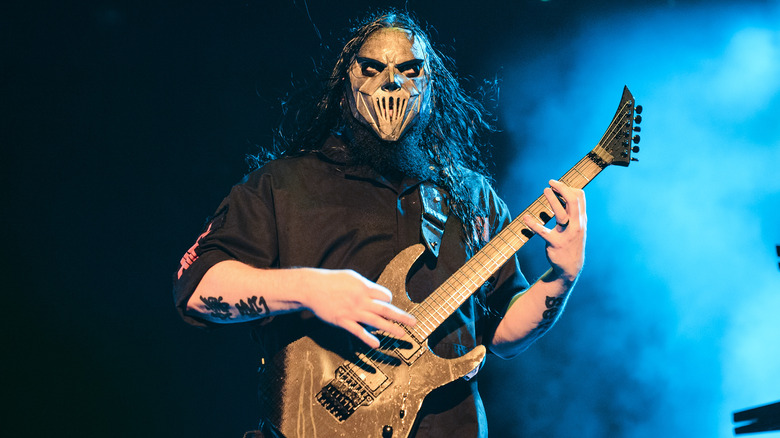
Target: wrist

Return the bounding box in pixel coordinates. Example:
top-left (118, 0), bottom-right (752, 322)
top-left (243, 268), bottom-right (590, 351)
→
top-left (286, 267), bottom-right (320, 311)
top-left (542, 267), bottom-right (579, 289)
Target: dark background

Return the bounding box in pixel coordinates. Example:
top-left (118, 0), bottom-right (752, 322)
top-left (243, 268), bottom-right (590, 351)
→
top-left (5, 1), bottom-right (779, 437)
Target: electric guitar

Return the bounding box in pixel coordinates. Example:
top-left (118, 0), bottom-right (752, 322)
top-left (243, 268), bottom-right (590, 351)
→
top-left (258, 86), bottom-right (642, 437)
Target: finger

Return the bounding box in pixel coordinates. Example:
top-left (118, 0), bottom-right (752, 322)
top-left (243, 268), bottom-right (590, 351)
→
top-left (549, 180), bottom-right (581, 211)
top-left (548, 179), bottom-right (571, 194)
top-left (548, 179), bottom-right (565, 187)
top-left (543, 187), bottom-right (568, 225)
top-left (550, 181), bottom-right (587, 226)
top-left (344, 320), bottom-right (381, 349)
top-left (365, 284), bottom-right (393, 302)
top-left (342, 270), bottom-right (393, 301)
top-left (522, 214), bottom-right (553, 243)
top-left (373, 300), bottom-right (417, 327)
top-left (560, 190), bottom-right (585, 231)
top-left (549, 180), bottom-right (585, 212)
top-left (548, 179), bottom-right (571, 203)
top-left (570, 195), bottom-right (585, 230)
top-left (359, 311), bottom-right (407, 339)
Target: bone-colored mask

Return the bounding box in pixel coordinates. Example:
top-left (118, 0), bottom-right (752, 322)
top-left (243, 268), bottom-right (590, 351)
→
top-left (346, 27), bottom-right (431, 141)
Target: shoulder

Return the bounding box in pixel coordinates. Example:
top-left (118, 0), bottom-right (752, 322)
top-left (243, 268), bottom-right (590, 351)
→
top-left (453, 166), bottom-right (507, 214)
top-left (240, 136), bottom-right (347, 189)
top-left (458, 167), bottom-right (492, 193)
top-left (238, 152), bottom-right (335, 191)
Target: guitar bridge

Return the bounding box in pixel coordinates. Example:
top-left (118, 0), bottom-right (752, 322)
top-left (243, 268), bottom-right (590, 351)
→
top-left (316, 361), bottom-right (390, 421)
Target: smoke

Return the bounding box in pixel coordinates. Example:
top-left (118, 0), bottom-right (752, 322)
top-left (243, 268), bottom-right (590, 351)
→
top-left (483, 1), bottom-right (780, 437)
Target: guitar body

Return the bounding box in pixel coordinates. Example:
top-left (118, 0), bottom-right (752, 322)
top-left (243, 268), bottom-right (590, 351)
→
top-left (261, 244), bottom-right (487, 438)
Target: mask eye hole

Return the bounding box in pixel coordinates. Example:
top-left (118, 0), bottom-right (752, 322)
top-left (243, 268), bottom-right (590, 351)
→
top-left (357, 59), bottom-right (386, 77)
top-left (397, 60), bottom-right (423, 78)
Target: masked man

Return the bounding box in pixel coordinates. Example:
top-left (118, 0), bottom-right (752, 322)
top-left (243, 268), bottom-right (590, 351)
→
top-left (174, 10), bottom-right (586, 438)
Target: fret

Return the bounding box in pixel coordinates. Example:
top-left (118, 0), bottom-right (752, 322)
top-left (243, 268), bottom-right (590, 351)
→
top-left (504, 225), bottom-right (528, 244)
top-left (461, 262), bottom-right (481, 277)
top-left (470, 254), bottom-right (491, 271)
top-left (423, 297), bottom-right (447, 323)
top-left (415, 300), bottom-right (439, 322)
top-left (449, 271), bottom-right (471, 289)
top-left (573, 166), bottom-right (591, 181)
top-left (490, 236), bottom-right (513, 258)
top-left (411, 308), bottom-right (434, 333)
top-left (566, 170), bottom-right (589, 188)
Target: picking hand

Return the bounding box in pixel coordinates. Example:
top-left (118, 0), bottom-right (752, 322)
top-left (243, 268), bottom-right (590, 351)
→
top-left (303, 269), bottom-right (417, 349)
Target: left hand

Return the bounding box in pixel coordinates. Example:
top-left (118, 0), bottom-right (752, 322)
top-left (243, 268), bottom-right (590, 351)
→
top-left (522, 179), bottom-right (587, 283)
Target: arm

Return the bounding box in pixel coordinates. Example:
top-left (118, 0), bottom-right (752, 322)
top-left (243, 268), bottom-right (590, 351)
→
top-left (490, 179), bottom-right (586, 359)
top-left (186, 260), bottom-right (416, 349)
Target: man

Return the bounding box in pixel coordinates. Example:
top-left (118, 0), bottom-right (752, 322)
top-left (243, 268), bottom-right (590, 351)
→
top-left (174, 10), bottom-right (586, 438)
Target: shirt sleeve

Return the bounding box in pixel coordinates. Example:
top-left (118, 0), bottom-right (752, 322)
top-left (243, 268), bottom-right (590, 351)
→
top-left (172, 171), bottom-right (279, 328)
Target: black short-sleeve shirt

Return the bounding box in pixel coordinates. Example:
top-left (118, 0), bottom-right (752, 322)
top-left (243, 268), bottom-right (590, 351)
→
top-left (173, 136), bottom-right (529, 437)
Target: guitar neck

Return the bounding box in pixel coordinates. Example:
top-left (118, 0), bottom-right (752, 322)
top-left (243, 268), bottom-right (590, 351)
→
top-left (409, 148), bottom-right (610, 340)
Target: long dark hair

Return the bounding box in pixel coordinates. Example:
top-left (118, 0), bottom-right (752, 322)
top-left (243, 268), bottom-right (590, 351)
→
top-left (251, 9), bottom-right (499, 252)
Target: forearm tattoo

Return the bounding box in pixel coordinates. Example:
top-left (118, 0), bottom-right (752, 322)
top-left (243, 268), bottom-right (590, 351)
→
top-left (199, 296), bottom-right (232, 320)
top-left (539, 296), bottom-right (564, 329)
top-left (199, 295), bottom-right (269, 320)
top-left (235, 296), bottom-right (269, 317)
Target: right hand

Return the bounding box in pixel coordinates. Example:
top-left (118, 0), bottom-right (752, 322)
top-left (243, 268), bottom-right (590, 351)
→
top-left (301, 269), bottom-right (417, 349)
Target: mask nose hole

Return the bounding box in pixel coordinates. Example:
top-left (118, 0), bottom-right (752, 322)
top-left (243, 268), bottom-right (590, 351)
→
top-left (382, 82), bottom-right (401, 92)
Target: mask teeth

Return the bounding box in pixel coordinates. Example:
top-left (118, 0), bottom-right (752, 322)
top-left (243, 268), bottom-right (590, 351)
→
top-left (377, 96), bottom-right (388, 120)
top-left (375, 96), bottom-right (408, 123)
top-left (397, 98), bottom-right (408, 123)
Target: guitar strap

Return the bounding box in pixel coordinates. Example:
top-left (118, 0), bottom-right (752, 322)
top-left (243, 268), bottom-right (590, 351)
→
top-left (419, 182), bottom-right (449, 257)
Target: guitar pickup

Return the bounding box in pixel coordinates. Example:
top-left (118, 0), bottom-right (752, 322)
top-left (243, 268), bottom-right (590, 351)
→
top-left (348, 355), bottom-right (390, 392)
top-left (392, 331), bottom-right (425, 364)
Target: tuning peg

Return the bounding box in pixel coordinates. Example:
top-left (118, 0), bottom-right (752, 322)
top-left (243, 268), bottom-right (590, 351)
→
top-left (633, 126), bottom-right (641, 132)
top-left (635, 105), bottom-right (643, 114)
top-left (632, 146), bottom-right (640, 153)
top-left (634, 114), bottom-right (642, 124)
top-left (631, 157), bottom-right (639, 162)
top-left (632, 135), bottom-right (641, 144)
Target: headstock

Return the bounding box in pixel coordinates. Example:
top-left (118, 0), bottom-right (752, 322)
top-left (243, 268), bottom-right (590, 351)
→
top-left (598, 85), bottom-right (642, 167)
